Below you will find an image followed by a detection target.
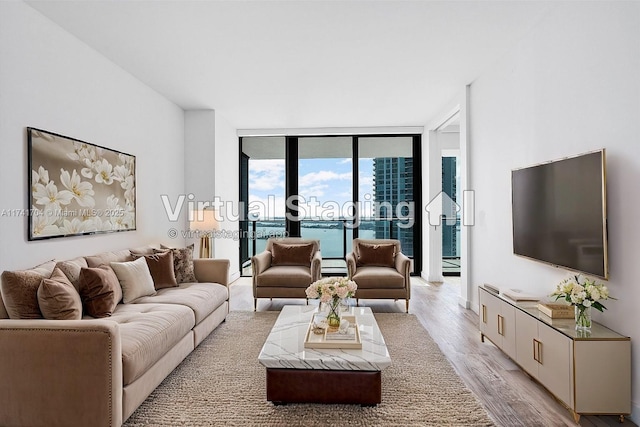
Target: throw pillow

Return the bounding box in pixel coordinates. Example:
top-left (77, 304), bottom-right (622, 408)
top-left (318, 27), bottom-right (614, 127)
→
top-left (110, 257), bottom-right (156, 303)
top-left (1, 270), bottom-right (46, 319)
top-left (357, 242), bottom-right (396, 267)
top-left (79, 265), bottom-right (121, 318)
top-left (130, 250), bottom-right (177, 290)
top-left (159, 244), bottom-right (197, 283)
top-left (37, 267), bottom-right (82, 320)
top-left (271, 242), bottom-right (315, 266)
top-left (55, 257), bottom-right (89, 291)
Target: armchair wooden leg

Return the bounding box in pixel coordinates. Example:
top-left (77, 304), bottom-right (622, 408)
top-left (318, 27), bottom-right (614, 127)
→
top-left (406, 299), bottom-right (409, 313)
top-left (356, 298), bottom-right (360, 307)
top-left (306, 298), bottom-right (309, 305)
top-left (254, 298), bottom-right (257, 312)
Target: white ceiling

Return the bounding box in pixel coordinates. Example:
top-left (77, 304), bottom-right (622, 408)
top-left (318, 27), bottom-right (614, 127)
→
top-left (26, 1), bottom-right (555, 130)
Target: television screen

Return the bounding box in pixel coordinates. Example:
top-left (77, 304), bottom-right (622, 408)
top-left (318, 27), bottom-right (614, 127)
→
top-left (511, 150), bottom-right (608, 278)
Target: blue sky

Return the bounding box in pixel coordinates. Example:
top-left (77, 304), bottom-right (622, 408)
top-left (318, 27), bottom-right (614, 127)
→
top-left (248, 157), bottom-right (374, 219)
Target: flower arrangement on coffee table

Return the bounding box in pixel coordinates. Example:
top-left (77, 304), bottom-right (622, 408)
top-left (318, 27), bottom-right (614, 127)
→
top-left (306, 277), bottom-right (357, 329)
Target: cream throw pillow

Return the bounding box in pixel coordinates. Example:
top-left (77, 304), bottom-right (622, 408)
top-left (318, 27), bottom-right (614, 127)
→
top-left (110, 257), bottom-right (156, 303)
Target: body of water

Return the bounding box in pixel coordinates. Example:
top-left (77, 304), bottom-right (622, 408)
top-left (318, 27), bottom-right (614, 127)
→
top-left (253, 225), bottom-right (375, 258)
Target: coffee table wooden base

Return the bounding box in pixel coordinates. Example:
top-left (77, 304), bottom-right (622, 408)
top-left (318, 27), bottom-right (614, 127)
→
top-left (266, 368), bottom-right (381, 405)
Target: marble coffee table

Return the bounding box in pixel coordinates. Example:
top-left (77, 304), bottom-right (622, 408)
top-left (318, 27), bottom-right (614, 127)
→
top-left (258, 305), bottom-right (391, 405)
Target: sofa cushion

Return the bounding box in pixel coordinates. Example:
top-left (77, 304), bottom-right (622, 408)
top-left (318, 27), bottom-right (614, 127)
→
top-left (1, 271), bottom-right (44, 319)
top-left (352, 266), bottom-right (405, 289)
top-left (130, 251), bottom-right (177, 290)
top-left (79, 266), bottom-right (121, 317)
top-left (108, 303), bottom-right (195, 385)
top-left (271, 242), bottom-right (314, 266)
top-left (55, 257), bottom-right (88, 291)
top-left (85, 250), bottom-right (133, 268)
top-left (133, 282), bottom-right (228, 324)
top-left (357, 242), bottom-right (395, 267)
top-left (256, 266), bottom-right (312, 288)
top-left (110, 257), bottom-right (156, 303)
top-left (159, 244), bottom-right (196, 284)
top-left (37, 267), bottom-right (83, 320)
top-left (0, 260), bottom-right (55, 319)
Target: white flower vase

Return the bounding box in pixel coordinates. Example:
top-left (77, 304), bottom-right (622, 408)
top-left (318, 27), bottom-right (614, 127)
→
top-left (575, 305), bottom-right (592, 331)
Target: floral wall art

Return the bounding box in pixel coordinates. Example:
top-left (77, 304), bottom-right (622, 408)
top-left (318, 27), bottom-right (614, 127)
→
top-left (28, 128), bottom-right (136, 240)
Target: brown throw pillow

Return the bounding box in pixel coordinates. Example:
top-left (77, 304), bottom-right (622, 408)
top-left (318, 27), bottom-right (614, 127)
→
top-left (37, 267), bottom-right (82, 320)
top-left (271, 242), bottom-right (315, 266)
top-left (79, 266), bottom-right (121, 318)
top-left (357, 242), bottom-right (396, 267)
top-left (131, 251), bottom-right (177, 290)
top-left (159, 244), bottom-right (196, 283)
top-left (1, 270), bottom-right (46, 319)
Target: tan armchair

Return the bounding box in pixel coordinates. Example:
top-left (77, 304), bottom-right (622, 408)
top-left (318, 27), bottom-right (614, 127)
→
top-left (251, 238), bottom-right (322, 311)
top-left (346, 238), bottom-right (411, 313)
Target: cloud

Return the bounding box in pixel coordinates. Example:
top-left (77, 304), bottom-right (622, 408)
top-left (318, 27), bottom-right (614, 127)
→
top-left (249, 159), bottom-right (285, 192)
top-left (299, 170), bottom-right (351, 188)
top-left (338, 158), bottom-right (352, 164)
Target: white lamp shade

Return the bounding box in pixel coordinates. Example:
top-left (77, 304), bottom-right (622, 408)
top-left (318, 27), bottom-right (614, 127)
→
top-left (189, 209), bottom-right (220, 232)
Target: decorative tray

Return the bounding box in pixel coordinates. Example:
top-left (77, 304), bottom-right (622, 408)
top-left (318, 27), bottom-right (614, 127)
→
top-left (304, 314), bottom-right (362, 349)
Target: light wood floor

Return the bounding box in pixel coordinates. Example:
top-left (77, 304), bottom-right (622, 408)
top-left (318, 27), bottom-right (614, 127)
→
top-left (229, 276), bottom-right (635, 427)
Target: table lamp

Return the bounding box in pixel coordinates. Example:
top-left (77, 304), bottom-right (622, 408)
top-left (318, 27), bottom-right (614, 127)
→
top-left (189, 209), bottom-right (220, 258)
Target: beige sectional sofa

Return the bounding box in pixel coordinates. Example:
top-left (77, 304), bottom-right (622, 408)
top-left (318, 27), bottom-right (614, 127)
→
top-left (0, 246), bottom-right (230, 427)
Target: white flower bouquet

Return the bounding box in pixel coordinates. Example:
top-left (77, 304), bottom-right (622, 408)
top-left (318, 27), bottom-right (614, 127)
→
top-left (550, 274), bottom-right (613, 312)
top-left (305, 277), bottom-right (357, 302)
top-left (306, 277), bottom-right (357, 328)
top-left (550, 274), bottom-right (615, 330)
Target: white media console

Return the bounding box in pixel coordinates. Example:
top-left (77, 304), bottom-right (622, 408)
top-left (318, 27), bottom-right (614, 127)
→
top-left (479, 285), bottom-right (631, 423)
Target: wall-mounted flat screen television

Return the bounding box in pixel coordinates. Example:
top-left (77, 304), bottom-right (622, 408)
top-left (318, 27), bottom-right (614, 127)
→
top-left (511, 149), bottom-right (608, 279)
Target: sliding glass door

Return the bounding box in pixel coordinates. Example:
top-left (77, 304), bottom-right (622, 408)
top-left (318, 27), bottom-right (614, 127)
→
top-left (240, 134), bottom-right (421, 276)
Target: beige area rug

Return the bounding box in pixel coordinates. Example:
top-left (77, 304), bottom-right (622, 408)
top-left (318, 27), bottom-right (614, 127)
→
top-left (124, 311), bottom-right (495, 426)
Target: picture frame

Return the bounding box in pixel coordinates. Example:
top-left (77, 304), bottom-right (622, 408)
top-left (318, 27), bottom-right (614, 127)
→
top-left (27, 127), bottom-right (136, 240)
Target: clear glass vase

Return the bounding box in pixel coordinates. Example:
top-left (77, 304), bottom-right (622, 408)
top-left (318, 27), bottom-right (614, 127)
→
top-left (326, 298), bottom-right (341, 329)
top-left (575, 305), bottom-right (592, 331)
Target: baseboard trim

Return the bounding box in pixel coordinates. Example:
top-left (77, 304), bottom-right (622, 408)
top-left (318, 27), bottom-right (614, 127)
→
top-left (457, 296), bottom-right (470, 310)
top-left (229, 270), bottom-right (241, 284)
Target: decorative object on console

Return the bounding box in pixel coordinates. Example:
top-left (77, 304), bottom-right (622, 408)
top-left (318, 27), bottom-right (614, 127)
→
top-left (27, 127), bottom-right (136, 240)
top-left (550, 274), bottom-right (615, 331)
top-left (189, 209), bottom-right (220, 258)
top-left (537, 303), bottom-right (574, 319)
top-left (305, 277), bottom-right (357, 329)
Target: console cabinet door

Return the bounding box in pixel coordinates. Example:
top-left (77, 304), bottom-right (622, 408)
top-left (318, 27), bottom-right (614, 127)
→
top-left (479, 290), bottom-right (501, 346)
top-left (500, 304), bottom-right (517, 360)
top-left (537, 322), bottom-right (572, 407)
top-left (515, 310), bottom-right (539, 376)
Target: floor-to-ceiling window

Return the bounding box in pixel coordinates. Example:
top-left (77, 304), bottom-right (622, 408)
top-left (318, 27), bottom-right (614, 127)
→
top-left (240, 134), bottom-right (421, 276)
top-left (239, 137), bottom-right (286, 275)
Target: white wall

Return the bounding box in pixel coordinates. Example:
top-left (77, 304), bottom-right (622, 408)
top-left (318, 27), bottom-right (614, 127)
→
top-left (184, 110), bottom-right (216, 255)
top-left (0, 2), bottom-right (185, 271)
top-left (469, 2), bottom-right (640, 419)
top-left (214, 114), bottom-right (240, 280)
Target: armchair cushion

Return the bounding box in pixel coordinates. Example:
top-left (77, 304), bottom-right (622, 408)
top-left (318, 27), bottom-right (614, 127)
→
top-left (352, 267), bottom-right (405, 289)
top-left (271, 242), bottom-right (315, 266)
top-left (255, 266), bottom-right (313, 288)
top-left (357, 242), bottom-right (395, 267)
